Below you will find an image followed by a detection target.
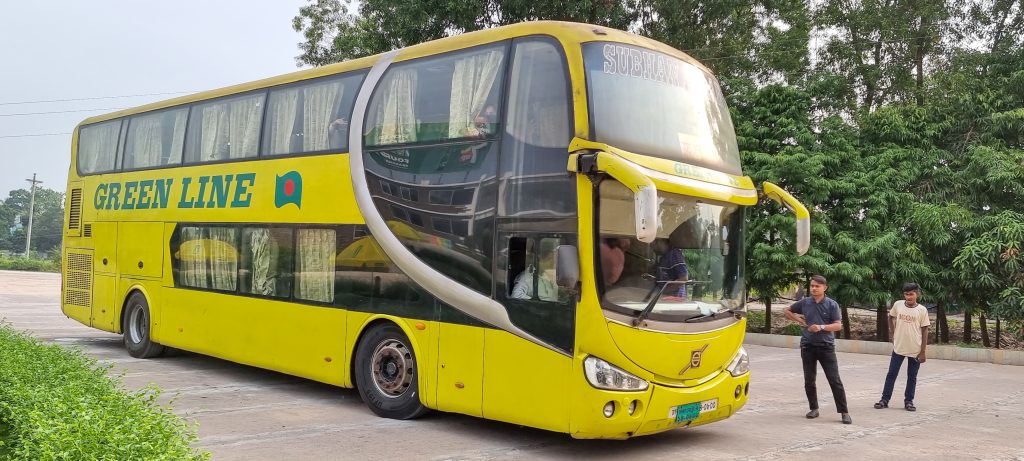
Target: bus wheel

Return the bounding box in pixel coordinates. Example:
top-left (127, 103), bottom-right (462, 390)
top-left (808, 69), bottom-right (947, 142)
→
top-left (122, 292), bottom-right (165, 359)
top-left (354, 323), bottom-right (428, 420)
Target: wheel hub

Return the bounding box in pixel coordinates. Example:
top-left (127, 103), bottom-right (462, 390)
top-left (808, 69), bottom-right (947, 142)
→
top-left (371, 339), bottom-right (413, 398)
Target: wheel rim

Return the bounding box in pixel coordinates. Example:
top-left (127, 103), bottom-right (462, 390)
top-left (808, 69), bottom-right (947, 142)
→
top-left (370, 339), bottom-right (414, 398)
top-left (128, 304), bottom-right (146, 344)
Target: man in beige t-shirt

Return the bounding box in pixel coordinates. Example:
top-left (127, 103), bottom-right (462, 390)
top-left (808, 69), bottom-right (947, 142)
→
top-left (875, 283), bottom-right (930, 411)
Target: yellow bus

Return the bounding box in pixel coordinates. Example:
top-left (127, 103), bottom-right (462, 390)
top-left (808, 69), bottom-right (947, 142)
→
top-left (61, 21), bottom-right (809, 439)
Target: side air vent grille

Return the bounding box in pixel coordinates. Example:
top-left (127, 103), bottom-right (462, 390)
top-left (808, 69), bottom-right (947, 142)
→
top-left (67, 188), bottom-right (82, 231)
top-left (63, 251), bottom-right (92, 309)
top-left (83, 224), bottom-right (92, 237)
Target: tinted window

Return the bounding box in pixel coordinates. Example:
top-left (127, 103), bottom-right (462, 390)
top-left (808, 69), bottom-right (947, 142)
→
top-left (365, 44), bottom-right (507, 146)
top-left (78, 119), bottom-right (122, 174)
top-left (185, 92), bottom-right (265, 163)
top-left (499, 38), bottom-right (575, 219)
top-left (175, 226), bottom-right (239, 291)
top-left (583, 43), bottom-right (741, 175)
top-left (123, 108), bottom-right (188, 169)
top-left (265, 73), bottom-right (364, 156)
top-left (239, 227), bottom-right (293, 298)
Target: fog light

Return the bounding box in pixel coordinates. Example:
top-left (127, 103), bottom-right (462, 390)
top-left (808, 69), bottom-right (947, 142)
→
top-left (603, 402), bottom-right (616, 418)
top-left (628, 400), bottom-right (638, 415)
top-left (735, 385), bottom-right (742, 398)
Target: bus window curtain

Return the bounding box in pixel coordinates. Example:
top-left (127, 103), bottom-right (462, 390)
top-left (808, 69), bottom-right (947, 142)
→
top-left (302, 81), bottom-right (344, 151)
top-left (180, 227), bottom-right (208, 288)
top-left (199, 97), bottom-right (261, 161)
top-left (208, 227), bottom-right (238, 291)
top-left (448, 49), bottom-right (503, 139)
top-left (268, 89), bottom-right (300, 155)
top-left (129, 117), bottom-right (163, 168)
top-left (296, 229), bottom-right (336, 302)
top-left (79, 122), bottom-right (120, 173)
top-left (371, 68), bottom-right (417, 145)
top-left (249, 228), bottom-right (278, 296)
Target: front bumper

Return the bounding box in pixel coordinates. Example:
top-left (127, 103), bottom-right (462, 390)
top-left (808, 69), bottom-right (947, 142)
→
top-left (571, 369), bottom-right (750, 439)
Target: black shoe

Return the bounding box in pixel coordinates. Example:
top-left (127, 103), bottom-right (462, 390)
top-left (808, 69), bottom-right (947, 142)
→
top-left (806, 409), bottom-right (819, 419)
top-left (874, 400), bottom-right (888, 409)
top-left (905, 401), bottom-right (916, 412)
top-left (841, 413), bottom-right (852, 424)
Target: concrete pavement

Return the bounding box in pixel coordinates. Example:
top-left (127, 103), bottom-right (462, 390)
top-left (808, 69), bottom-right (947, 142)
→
top-left (1, 270), bottom-right (1022, 460)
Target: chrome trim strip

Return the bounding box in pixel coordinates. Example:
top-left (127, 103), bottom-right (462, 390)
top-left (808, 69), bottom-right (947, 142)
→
top-left (348, 51), bottom-right (565, 355)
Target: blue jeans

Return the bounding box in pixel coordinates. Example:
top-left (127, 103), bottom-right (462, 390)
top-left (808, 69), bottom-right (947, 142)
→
top-left (881, 351), bottom-right (921, 403)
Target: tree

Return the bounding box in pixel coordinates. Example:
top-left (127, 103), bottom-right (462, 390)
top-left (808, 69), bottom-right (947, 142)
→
top-left (0, 187), bottom-right (64, 256)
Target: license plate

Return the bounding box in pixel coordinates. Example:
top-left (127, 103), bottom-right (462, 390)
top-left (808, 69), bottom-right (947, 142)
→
top-left (669, 399), bottom-right (718, 422)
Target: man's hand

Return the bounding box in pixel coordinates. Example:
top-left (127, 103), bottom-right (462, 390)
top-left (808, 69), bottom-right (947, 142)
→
top-left (808, 324), bottom-right (821, 333)
top-left (917, 351), bottom-right (927, 363)
top-left (794, 314), bottom-right (807, 326)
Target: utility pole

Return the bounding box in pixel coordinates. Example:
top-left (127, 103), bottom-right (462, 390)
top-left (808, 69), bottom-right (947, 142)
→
top-left (24, 173), bottom-right (42, 258)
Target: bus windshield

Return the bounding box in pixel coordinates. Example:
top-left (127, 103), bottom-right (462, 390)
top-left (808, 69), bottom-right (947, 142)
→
top-left (598, 180), bottom-right (744, 321)
top-left (583, 42), bottom-right (741, 176)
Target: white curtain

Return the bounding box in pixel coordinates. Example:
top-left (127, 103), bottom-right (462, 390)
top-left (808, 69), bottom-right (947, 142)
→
top-left (448, 50), bottom-right (503, 139)
top-left (302, 81), bottom-right (343, 151)
top-left (249, 229), bottom-right (278, 296)
top-left (209, 228), bottom-right (238, 291)
top-left (79, 122), bottom-right (120, 173)
top-left (372, 68), bottom-right (418, 144)
top-left (197, 96), bottom-right (262, 161)
top-left (180, 227), bottom-right (208, 288)
top-left (297, 229), bottom-right (336, 302)
top-left (268, 89), bottom-right (300, 155)
top-left (128, 116), bottom-right (163, 168)
top-left (168, 111), bottom-right (186, 164)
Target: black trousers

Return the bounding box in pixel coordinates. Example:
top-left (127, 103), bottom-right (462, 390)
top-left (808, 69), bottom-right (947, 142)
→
top-left (801, 343), bottom-right (849, 413)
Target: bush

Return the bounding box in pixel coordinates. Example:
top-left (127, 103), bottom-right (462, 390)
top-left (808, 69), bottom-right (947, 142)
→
top-left (782, 323), bottom-right (804, 336)
top-left (746, 310), bottom-right (765, 333)
top-left (0, 256), bottom-right (58, 273)
top-left (0, 324), bottom-right (208, 460)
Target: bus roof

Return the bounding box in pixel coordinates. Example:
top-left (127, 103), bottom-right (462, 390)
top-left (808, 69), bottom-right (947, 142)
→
top-left (77, 21), bottom-right (709, 128)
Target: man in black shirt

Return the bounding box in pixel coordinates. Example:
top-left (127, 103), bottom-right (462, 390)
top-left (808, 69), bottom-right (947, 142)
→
top-left (784, 275), bottom-right (852, 424)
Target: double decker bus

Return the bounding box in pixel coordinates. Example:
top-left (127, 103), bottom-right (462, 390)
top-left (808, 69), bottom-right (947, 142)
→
top-left (61, 21), bottom-right (808, 439)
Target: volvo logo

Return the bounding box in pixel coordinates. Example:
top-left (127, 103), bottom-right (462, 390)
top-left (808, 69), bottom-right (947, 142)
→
top-left (678, 344), bottom-right (709, 375)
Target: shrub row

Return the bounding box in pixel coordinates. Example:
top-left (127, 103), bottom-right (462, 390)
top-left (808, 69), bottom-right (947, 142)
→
top-left (0, 324), bottom-right (207, 460)
top-left (0, 256), bottom-right (58, 273)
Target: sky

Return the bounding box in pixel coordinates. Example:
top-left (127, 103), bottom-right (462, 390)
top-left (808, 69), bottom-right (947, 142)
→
top-left (0, 1), bottom-right (310, 198)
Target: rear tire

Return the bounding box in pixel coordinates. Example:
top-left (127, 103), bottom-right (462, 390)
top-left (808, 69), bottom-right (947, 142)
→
top-left (122, 292), bottom-right (165, 359)
top-left (354, 323), bottom-right (428, 419)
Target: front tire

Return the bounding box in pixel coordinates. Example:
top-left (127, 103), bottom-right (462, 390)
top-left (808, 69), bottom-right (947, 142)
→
top-left (122, 292), bottom-right (165, 359)
top-left (354, 323), bottom-right (428, 419)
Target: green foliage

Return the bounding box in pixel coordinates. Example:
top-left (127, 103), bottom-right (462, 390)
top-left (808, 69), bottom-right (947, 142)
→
top-left (745, 310), bottom-right (765, 333)
top-left (782, 323), bottom-right (803, 336)
top-left (0, 187), bottom-right (64, 256)
top-left (292, 0), bottom-right (1024, 339)
top-left (0, 324), bottom-right (208, 460)
top-left (0, 256), bottom-right (58, 273)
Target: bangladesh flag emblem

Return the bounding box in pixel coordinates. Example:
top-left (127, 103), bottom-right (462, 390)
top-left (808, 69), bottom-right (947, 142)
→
top-left (275, 171), bottom-right (302, 208)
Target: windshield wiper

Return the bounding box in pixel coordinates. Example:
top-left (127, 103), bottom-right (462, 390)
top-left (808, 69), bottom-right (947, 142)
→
top-left (631, 280), bottom-right (701, 327)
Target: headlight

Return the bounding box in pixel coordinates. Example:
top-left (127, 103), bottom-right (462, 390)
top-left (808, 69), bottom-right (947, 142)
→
top-left (583, 356), bottom-right (649, 391)
top-left (726, 347), bottom-right (750, 377)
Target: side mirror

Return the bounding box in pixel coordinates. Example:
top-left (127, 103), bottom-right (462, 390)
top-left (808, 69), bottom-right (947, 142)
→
top-left (555, 245), bottom-right (580, 289)
top-left (761, 182), bottom-right (810, 255)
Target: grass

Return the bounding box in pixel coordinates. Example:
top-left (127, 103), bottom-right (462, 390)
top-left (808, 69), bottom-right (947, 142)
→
top-left (0, 323), bottom-right (208, 460)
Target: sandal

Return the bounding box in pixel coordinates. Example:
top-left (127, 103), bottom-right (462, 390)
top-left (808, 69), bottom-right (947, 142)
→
top-left (905, 401), bottom-right (916, 412)
top-left (873, 400), bottom-right (888, 409)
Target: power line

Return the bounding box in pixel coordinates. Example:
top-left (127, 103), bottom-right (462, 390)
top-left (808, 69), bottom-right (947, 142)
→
top-left (0, 133), bottom-right (71, 139)
top-left (0, 107), bottom-right (127, 118)
top-left (0, 91), bottom-right (194, 106)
